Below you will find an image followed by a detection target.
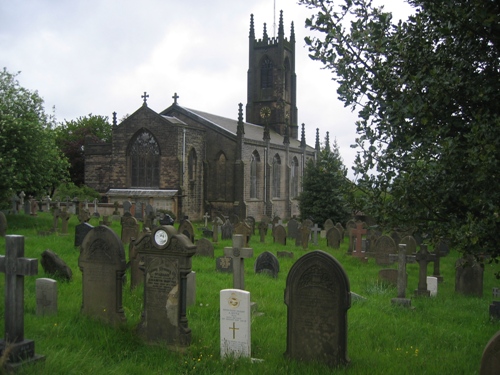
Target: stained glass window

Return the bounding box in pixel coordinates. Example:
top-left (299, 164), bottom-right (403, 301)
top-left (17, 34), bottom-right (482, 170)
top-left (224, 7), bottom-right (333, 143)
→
top-left (130, 130), bottom-right (160, 187)
top-left (272, 154), bottom-right (281, 198)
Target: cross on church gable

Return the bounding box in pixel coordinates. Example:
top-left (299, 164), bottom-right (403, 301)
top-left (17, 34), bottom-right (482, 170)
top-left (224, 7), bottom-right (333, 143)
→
top-left (172, 92), bottom-right (179, 105)
top-left (141, 91), bottom-right (149, 105)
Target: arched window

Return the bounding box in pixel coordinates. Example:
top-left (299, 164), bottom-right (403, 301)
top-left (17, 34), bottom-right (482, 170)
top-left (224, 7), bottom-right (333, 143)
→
top-left (284, 57), bottom-right (291, 92)
top-left (188, 148), bottom-right (197, 181)
top-left (272, 154), bottom-right (281, 198)
top-left (216, 151), bottom-right (227, 200)
top-left (130, 130), bottom-right (160, 187)
top-left (250, 150), bottom-right (260, 198)
top-left (291, 156), bottom-right (299, 198)
top-left (261, 57), bottom-right (274, 89)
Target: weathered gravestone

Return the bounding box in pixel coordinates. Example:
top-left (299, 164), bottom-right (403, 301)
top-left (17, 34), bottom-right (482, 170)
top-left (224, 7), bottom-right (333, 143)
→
top-left (389, 244), bottom-right (416, 307)
top-left (233, 221), bottom-right (252, 246)
top-left (79, 226), bottom-right (126, 325)
top-left (326, 227), bottom-right (342, 249)
top-left (122, 200), bottom-right (132, 214)
top-left (273, 224), bottom-right (287, 245)
top-left (284, 250), bottom-right (351, 367)
top-left (121, 212), bottom-right (139, 244)
top-left (287, 218), bottom-right (299, 240)
top-left (229, 214), bottom-right (240, 225)
top-left (220, 289), bottom-right (251, 359)
top-left (245, 216), bottom-right (256, 235)
top-left (335, 222), bottom-right (345, 241)
top-left (479, 330), bottom-right (500, 375)
top-left (135, 225), bottom-right (196, 348)
top-left (300, 224), bottom-right (311, 250)
top-left (224, 235), bottom-right (253, 290)
top-left (258, 221), bottom-right (267, 243)
top-left (221, 220), bottom-right (234, 240)
top-left (414, 244), bottom-right (436, 297)
top-left (310, 224), bottom-right (321, 246)
top-left (178, 219), bottom-right (195, 243)
top-left (378, 268), bottom-right (400, 287)
top-left (0, 235), bottom-right (45, 368)
top-left (99, 215), bottom-right (111, 227)
top-left (455, 255), bottom-right (484, 297)
top-left (324, 218), bottom-right (334, 233)
top-left (432, 238), bottom-right (450, 282)
top-left (254, 251), bottom-right (280, 278)
top-left (373, 235), bottom-right (398, 266)
top-left (0, 211), bottom-right (7, 236)
top-left (129, 236), bottom-right (143, 290)
top-left (400, 235), bottom-right (417, 255)
top-left (195, 238), bottom-right (214, 258)
top-left (74, 222), bottom-right (94, 248)
top-left (58, 208), bottom-right (71, 235)
top-left (216, 256), bottom-right (233, 273)
top-left (36, 278), bottom-right (57, 316)
top-left (41, 249), bottom-right (73, 281)
top-left (212, 218), bottom-right (221, 243)
top-left (490, 301), bottom-right (500, 321)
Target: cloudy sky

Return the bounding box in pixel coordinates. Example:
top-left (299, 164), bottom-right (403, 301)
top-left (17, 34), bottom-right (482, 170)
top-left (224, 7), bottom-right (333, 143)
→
top-left (0, 0), bottom-right (413, 180)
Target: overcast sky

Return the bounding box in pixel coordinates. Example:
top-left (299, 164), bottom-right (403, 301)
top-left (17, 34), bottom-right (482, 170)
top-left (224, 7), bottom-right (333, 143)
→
top-left (0, 0), bottom-right (413, 180)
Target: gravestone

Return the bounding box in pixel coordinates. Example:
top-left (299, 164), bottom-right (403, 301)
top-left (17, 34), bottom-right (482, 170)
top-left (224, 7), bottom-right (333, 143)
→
top-left (30, 199), bottom-right (38, 216)
top-left (351, 222), bottom-right (367, 261)
top-left (122, 200), bottom-right (132, 214)
top-left (284, 250), bottom-right (350, 367)
top-left (186, 271), bottom-right (196, 306)
top-left (229, 214), bottom-right (240, 225)
top-left (59, 208), bottom-right (71, 235)
top-left (233, 221), bottom-right (252, 246)
top-left (129, 237), bottom-right (143, 290)
top-left (490, 302), bottom-right (500, 321)
top-left (212, 217), bottom-right (221, 243)
top-left (41, 249), bottom-right (73, 281)
top-left (345, 220), bottom-right (356, 251)
top-left (294, 227), bottom-right (303, 247)
top-left (36, 278), bottom-right (57, 316)
top-left (455, 255), bottom-right (484, 297)
top-left (427, 276), bottom-right (438, 297)
top-left (178, 219), bottom-right (195, 243)
top-left (224, 235), bottom-right (253, 290)
top-left (326, 227), bottom-right (341, 249)
top-left (0, 235), bottom-right (44, 368)
top-left (254, 251), bottom-right (280, 278)
top-left (74, 222), bottom-right (94, 248)
top-left (0, 211), bottom-right (7, 236)
top-left (287, 218), bottom-right (299, 239)
top-left (92, 198), bottom-right (100, 217)
top-left (335, 222), bottom-right (345, 240)
top-left (479, 330), bottom-right (500, 375)
top-left (121, 212), bottom-right (139, 244)
top-left (433, 238), bottom-right (450, 282)
top-left (378, 268), bottom-right (400, 287)
top-left (245, 216), bottom-right (256, 235)
top-left (144, 204), bottom-right (155, 229)
top-left (389, 244), bottom-right (416, 307)
top-left (79, 226), bottom-right (126, 325)
top-left (400, 235), bottom-right (417, 255)
top-left (324, 219), bottom-right (334, 233)
top-left (273, 224), bottom-right (287, 245)
top-left (195, 238), bottom-right (214, 258)
top-left (302, 218), bottom-right (313, 229)
top-left (373, 235), bottom-right (398, 266)
top-left (221, 220), bottom-right (234, 240)
top-left (258, 221), bottom-right (267, 243)
top-left (99, 215), bottom-right (111, 227)
top-left (220, 289), bottom-right (251, 358)
top-left (366, 228), bottom-right (381, 253)
top-left (390, 231), bottom-right (402, 247)
top-left (311, 224), bottom-right (321, 246)
top-left (135, 225), bottom-right (196, 347)
top-left (300, 224), bottom-right (311, 249)
top-left (10, 194), bottom-right (19, 214)
top-left (216, 256), bottom-right (233, 273)
top-left (77, 208), bottom-right (91, 224)
top-left (52, 208), bottom-right (60, 233)
top-left (414, 244), bottom-right (436, 297)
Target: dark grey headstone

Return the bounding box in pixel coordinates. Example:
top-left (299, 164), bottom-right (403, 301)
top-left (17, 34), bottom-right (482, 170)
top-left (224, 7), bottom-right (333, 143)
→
top-left (489, 301), bottom-right (500, 321)
top-left (373, 235), bottom-right (398, 265)
top-left (324, 219), bottom-right (334, 232)
top-left (284, 251), bottom-right (350, 367)
top-left (326, 227), bottom-right (341, 249)
top-left (480, 330), bottom-right (500, 374)
top-left (121, 212), bottom-right (139, 244)
top-left (178, 219), bottom-right (195, 243)
top-left (287, 218), bottom-right (299, 239)
top-left (122, 200), bottom-right (132, 213)
top-left (273, 224), bottom-right (286, 245)
top-left (221, 220), bottom-right (234, 240)
top-left (41, 249), bottom-right (73, 281)
top-left (216, 256), bottom-right (233, 273)
top-left (254, 251), bottom-right (280, 278)
top-left (74, 222), bottom-right (94, 247)
top-left (195, 238), bottom-right (214, 258)
top-left (455, 256), bottom-right (484, 297)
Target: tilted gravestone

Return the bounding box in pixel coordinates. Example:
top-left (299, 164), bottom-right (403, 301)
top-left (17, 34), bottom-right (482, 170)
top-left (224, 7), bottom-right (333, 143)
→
top-left (79, 226), bottom-right (126, 325)
top-left (455, 255), bottom-right (484, 297)
top-left (195, 238), bottom-right (215, 258)
top-left (326, 227), bottom-right (342, 249)
top-left (284, 250), bottom-right (351, 367)
top-left (0, 235), bottom-right (45, 368)
top-left (41, 249), bottom-right (73, 281)
top-left (287, 218), bottom-right (299, 240)
top-left (75, 221), bottom-right (94, 248)
top-left (220, 289), bottom-right (251, 359)
top-left (273, 224), bottom-right (287, 245)
top-left (178, 219), bottom-right (195, 243)
top-left (135, 225), bottom-right (196, 348)
top-left (36, 278), bottom-right (57, 316)
top-left (121, 212), bottom-right (139, 244)
top-left (479, 330), bottom-right (500, 375)
top-left (254, 251), bottom-right (280, 278)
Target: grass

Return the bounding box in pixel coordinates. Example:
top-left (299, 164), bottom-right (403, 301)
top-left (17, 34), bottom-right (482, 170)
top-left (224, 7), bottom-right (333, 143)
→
top-left (0, 212), bottom-right (499, 374)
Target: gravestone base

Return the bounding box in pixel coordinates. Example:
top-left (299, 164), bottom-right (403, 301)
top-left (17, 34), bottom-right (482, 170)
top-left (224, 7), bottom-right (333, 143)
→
top-left (489, 301), bottom-right (500, 320)
top-left (434, 275), bottom-right (444, 283)
top-left (391, 298), bottom-right (412, 307)
top-left (414, 289), bottom-right (431, 297)
top-left (0, 339), bottom-right (45, 368)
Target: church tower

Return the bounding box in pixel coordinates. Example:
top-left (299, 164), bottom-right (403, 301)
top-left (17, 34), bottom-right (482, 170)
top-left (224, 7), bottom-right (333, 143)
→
top-left (246, 11), bottom-right (298, 139)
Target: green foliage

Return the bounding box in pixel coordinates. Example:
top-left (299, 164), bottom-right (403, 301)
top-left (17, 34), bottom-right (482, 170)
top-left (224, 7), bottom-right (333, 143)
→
top-left (55, 114), bottom-right (111, 186)
top-left (298, 140), bottom-right (351, 225)
top-left (0, 68), bottom-right (69, 203)
top-left (300, 0), bottom-right (500, 271)
top-left (52, 182), bottom-right (100, 202)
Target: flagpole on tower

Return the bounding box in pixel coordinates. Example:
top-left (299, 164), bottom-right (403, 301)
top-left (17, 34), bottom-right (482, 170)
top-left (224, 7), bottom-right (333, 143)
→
top-left (273, 0), bottom-right (276, 38)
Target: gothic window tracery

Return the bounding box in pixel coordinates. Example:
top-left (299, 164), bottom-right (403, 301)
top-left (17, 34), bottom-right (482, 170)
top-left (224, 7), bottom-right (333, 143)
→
top-left (272, 153), bottom-right (281, 198)
top-left (261, 57), bottom-right (274, 89)
top-left (250, 150), bottom-right (260, 198)
top-left (129, 130), bottom-right (160, 187)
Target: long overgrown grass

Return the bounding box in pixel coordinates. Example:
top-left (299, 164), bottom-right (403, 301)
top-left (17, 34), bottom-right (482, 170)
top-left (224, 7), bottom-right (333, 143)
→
top-left (0, 213), bottom-right (498, 374)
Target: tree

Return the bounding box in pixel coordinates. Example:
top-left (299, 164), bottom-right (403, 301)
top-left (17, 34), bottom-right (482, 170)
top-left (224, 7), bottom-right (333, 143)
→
top-left (300, 0), bottom-right (500, 270)
top-left (299, 136), bottom-right (351, 225)
top-left (55, 114), bottom-right (111, 186)
top-left (0, 68), bottom-right (69, 204)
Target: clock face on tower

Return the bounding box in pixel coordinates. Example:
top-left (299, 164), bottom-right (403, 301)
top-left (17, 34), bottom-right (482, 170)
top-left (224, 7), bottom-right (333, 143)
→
top-left (153, 228), bottom-right (169, 248)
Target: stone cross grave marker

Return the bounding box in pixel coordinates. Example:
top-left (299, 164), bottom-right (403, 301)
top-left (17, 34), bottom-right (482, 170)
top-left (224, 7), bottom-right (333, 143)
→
top-left (36, 278), bottom-right (57, 316)
top-left (351, 222), bottom-right (367, 261)
top-left (220, 289), bottom-right (251, 358)
top-left (135, 225), bottom-right (196, 348)
top-left (310, 223), bottom-right (321, 246)
top-left (79, 226), bottom-right (126, 326)
top-left (0, 235), bottom-right (44, 367)
top-left (203, 212), bottom-right (210, 228)
top-left (389, 244), bottom-right (416, 307)
top-left (414, 244), bottom-right (436, 297)
top-left (224, 235), bottom-right (253, 290)
top-left (284, 250), bottom-right (351, 367)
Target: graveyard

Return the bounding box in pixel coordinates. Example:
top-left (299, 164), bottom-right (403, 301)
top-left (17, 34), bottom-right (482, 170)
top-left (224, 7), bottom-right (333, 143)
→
top-left (0, 212), bottom-right (499, 374)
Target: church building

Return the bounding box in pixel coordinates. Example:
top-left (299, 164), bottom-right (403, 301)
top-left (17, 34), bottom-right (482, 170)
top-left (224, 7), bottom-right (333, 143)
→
top-left (84, 11), bottom-right (318, 221)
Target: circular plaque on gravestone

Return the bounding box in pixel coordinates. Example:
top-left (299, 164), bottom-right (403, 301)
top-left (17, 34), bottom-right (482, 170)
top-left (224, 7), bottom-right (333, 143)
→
top-left (152, 226), bottom-right (173, 249)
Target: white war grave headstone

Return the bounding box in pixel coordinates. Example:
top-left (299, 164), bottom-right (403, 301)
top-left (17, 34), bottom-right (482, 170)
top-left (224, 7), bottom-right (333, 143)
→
top-left (220, 289), bottom-right (251, 358)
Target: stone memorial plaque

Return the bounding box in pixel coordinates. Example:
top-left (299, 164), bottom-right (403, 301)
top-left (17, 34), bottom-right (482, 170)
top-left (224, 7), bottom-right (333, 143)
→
top-left (79, 226), bottom-right (126, 325)
top-left (36, 278), bottom-right (57, 316)
top-left (285, 250), bottom-right (351, 367)
top-left (220, 289), bottom-right (251, 358)
top-left (216, 256), bottom-right (233, 273)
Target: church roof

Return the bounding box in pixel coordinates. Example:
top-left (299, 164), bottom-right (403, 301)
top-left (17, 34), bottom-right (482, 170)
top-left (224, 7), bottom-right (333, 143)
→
top-left (162, 105), bottom-right (314, 150)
